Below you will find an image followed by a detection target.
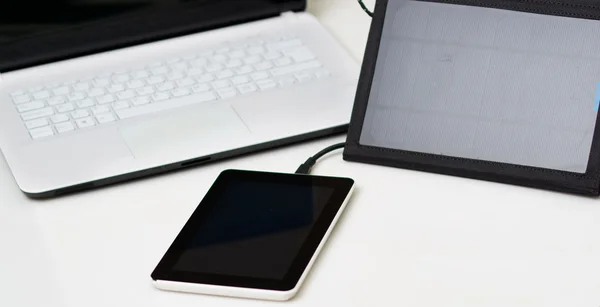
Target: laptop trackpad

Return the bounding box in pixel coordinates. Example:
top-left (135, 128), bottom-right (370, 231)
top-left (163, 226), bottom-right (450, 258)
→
top-left (120, 104), bottom-right (252, 163)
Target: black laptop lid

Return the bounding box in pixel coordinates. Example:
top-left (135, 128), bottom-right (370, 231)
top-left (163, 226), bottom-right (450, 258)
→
top-left (0, 0), bottom-right (306, 72)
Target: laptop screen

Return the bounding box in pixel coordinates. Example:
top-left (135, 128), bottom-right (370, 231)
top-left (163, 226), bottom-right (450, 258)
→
top-left (0, 0), bottom-right (305, 72)
top-left (1, 0), bottom-right (179, 43)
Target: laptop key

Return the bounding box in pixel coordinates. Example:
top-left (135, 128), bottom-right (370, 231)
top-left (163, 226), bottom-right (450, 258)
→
top-left (17, 101), bottom-right (45, 113)
top-left (187, 68), bottom-right (204, 76)
top-left (94, 78), bottom-right (111, 87)
top-left (263, 51), bottom-right (282, 60)
top-left (55, 122), bottom-right (75, 134)
top-left (75, 117), bottom-right (96, 129)
top-left (107, 84), bottom-right (126, 93)
top-left (251, 72), bottom-right (269, 81)
top-left (32, 90), bottom-right (51, 100)
top-left (77, 99), bottom-right (95, 108)
top-left (167, 72), bottom-right (185, 81)
top-left (68, 93), bottom-right (86, 102)
top-left (146, 76), bottom-right (165, 85)
top-left (113, 101), bottom-right (130, 110)
top-left (171, 63), bottom-right (188, 71)
top-left (12, 94), bottom-right (31, 104)
top-left (226, 59), bottom-right (243, 68)
top-left (232, 76), bottom-right (250, 85)
top-left (192, 84), bottom-right (211, 93)
top-left (212, 80), bottom-right (230, 89)
top-left (56, 103), bottom-right (75, 113)
top-left (152, 93), bottom-right (170, 102)
top-left (127, 80), bottom-right (145, 89)
top-left (256, 79), bottom-right (277, 91)
top-left (97, 95), bottom-right (115, 105)
top-left (295, 71), bottom-right (313, 83)
top-left (131, 96), bottom-right (151, 106)
top-left (117, 90), bottom-right (136, 100)
top-left (270, 60), bottom-right (321, 77)
top-left (25, 118), bottom-right (49, 129)
top-left (190, 58), bottom-right (208, 67)
top-left (156, 82), bottom-right (175, 92)
top-left (217, 70), bottom-right (235, 79)
top-left (254, 61), bottom-right (273, 71)
top-left (21, 107), bottom-right (54, 121)
top-left (205, 64), bottom-right (223, 73)
top-left (212, 54), bottom-right (228, 63)
top-left (136, 87), bottom-right (155, 96)
top-left (113, 74), bottom-right (131, 83)
top-left (279, 77), bottom-right (296, 87)
top-left (217, 88), bottom-right (237, 99)
top-left (282, 46), bottom-right (316, 63)
top-left (177, 78), bottom-right (195, 87)
top-left (73, 82), bottom-right (91, 91)
top-left (196, 74), bottom-right (214, 83)
top-left (133, 70), bottom-right (150, 79)
top-left (172, 88), bottom-right (191, 97)
top-left (96, 113), bottom-right (116, 124)
top-left (50, 114), bottom-right (70, 124)
top-left (244, 55), bottom-right (262, 65)
top-left (88, 88), bottom-right (105, 97)
top-left (237, 83), bottom-right (258, 94)
top-left (274, 57), bottom-right (293, 67)
top-left (48, 96), bottom-right (67, 106)
top-left (29, 126), bottom-right (54, 139)
top-left (52, 87), bottom-right (70, 96)
top-left (235, 65), bottom-right (254, 75)
top-left (91, 105), bottom-right (111, 115)
top-left (71, 110), bottom-right (90, 119)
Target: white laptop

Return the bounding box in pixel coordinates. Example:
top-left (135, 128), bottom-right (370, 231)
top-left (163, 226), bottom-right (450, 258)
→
top-left (0, 0), bottom-right (359, 198)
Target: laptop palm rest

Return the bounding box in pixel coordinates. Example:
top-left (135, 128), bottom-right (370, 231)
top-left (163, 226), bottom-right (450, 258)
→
top-left (119, 103), bottom-right (252, 164)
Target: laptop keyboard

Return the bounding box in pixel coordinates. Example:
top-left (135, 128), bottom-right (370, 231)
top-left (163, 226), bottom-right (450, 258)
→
top-left (9, 35), bottom-right (330, 140)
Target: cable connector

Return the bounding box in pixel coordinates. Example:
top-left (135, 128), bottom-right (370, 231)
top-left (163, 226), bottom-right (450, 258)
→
top-left (295, 142), bottom-right (346, 174)
top-left (295, 157), bottom-right (318, 174)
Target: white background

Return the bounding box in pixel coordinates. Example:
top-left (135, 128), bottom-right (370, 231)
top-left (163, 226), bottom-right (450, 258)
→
top-left (2, 0), bottom-right (600, 306)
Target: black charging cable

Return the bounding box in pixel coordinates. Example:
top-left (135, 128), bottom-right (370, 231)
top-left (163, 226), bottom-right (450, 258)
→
top-left (295, 2), bottom-right (370, 174)
top-left (358, 0), bottom-right (374, 17)
top-left (295, 142), bottom-right (346, 174)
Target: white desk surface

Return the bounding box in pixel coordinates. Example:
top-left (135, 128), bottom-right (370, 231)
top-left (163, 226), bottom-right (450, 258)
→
top-left (2, 1), bottom-right (600, 306)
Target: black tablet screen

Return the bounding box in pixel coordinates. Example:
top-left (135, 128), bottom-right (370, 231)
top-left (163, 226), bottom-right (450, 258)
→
top-left (152, 170), bottom-right (354, 290)
top-left (172, 179), bottom-right (333, 280)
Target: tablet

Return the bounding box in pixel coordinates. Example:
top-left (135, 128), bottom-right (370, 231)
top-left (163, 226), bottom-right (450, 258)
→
top-left (151, 170), bottom-right (355, 301)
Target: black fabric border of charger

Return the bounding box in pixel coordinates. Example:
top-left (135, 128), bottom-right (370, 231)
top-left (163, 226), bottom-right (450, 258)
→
top-left (344, 0), bottom-right (600, 196)
top-left (0, 0), bottom-right (306, 72)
